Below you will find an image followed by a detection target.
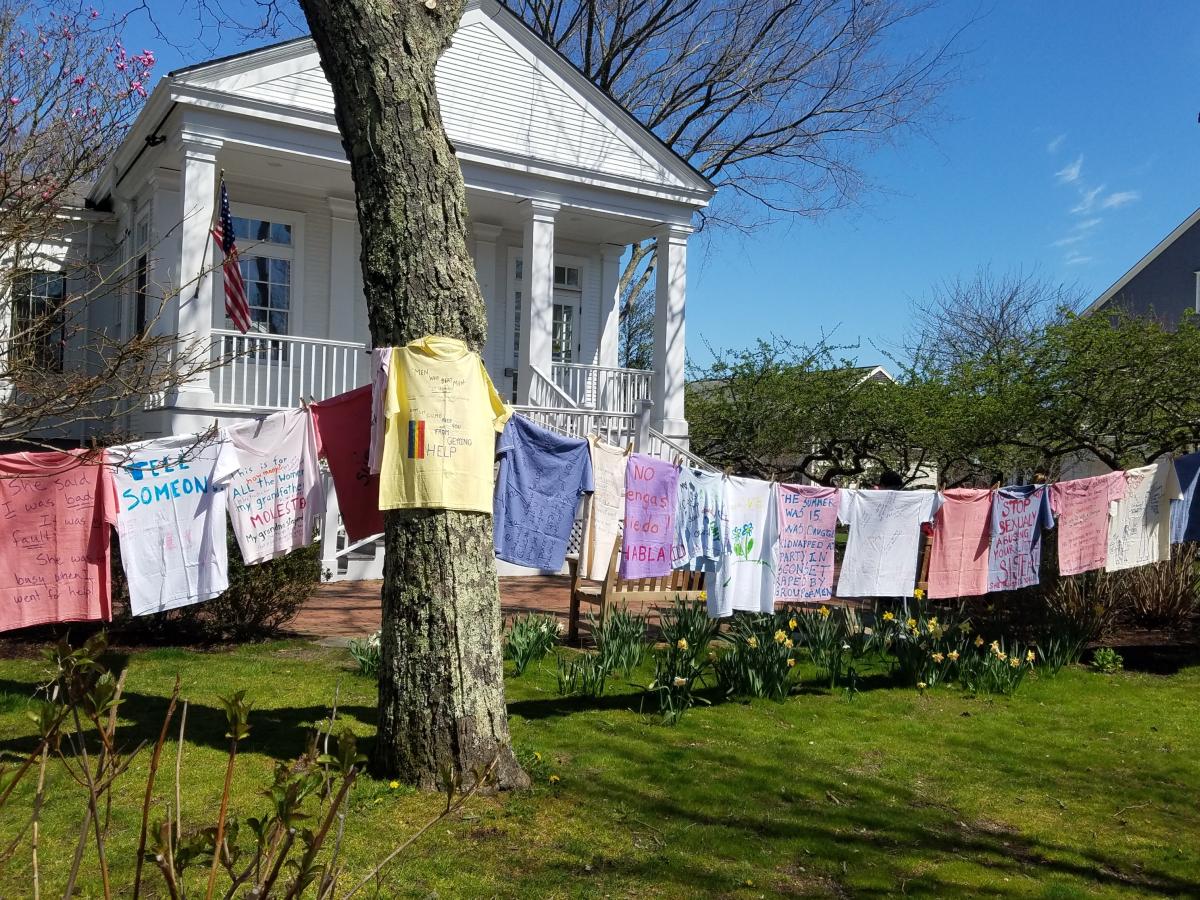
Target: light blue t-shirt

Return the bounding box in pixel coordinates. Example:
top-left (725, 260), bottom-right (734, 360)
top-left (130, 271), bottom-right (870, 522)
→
top-left (1170, 452), bottom-right (1200, 544)
top-left (493, 416), bottom-right (593, 571)
top-left (673, 467), bottom-right (724, 569)
top-left (987, 484), bottom-right (1055, 592)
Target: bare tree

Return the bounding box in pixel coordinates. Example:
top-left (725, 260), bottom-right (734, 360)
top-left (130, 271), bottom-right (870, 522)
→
top-left (905, 265), bottom-right (1081, 370)
top-left (619, 282), bottom-right (654, 369)
top-left (0, 1), bottom-right (213, 447)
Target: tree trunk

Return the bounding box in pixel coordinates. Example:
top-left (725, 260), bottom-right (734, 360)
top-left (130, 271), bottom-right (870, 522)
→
top-left (297, 0), bottom-right (527, 791)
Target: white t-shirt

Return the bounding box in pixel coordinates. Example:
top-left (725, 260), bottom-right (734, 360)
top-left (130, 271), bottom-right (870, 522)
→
top-left (836, 489), bottom-right (940, 598)
top-left (367, 347), bottom-right (390, 476)
top-left (110, 434), bottom-right (241, 616)
top-left (1106, 460), bottom-right (1182, 572)
top-left (712, 476), bottom-right (777, 616)
top-left (581, 439), bottom-right (626, 580)
top-left (224, 408), bottom-right (326, 565)
top-left (673, 467), bottom-right (724, 569)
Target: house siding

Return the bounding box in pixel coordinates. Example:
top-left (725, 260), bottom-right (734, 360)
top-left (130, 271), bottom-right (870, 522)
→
top-left (1099, 219), bottom-right (1200, 327)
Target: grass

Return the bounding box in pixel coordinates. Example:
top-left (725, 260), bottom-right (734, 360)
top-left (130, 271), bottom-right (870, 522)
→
top-left (0, 639), bottom-right (1198, 897)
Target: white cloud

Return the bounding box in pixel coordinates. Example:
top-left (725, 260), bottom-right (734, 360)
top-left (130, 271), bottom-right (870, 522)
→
top-left (1101, 190), bottom-right (1141, 209)
top-left (1074, 217), bottom-right (1103, 231)
top-left (1071, 185), bottom-right (1105, 214)
top-left (1052, 234), bottom-right (1086, 247)
top-left (1056, 155), bottom-right (1083, 184)
top-left (1047, 134), bottom-right (1067, 153)
top-left (1065, 253), bottom-right (1093, 266)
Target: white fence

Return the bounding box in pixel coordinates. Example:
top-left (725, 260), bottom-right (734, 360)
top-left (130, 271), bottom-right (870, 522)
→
top-left (211, 329), bottom-right (367, 410)
top-left (551, 362), bottom-right (653, 413)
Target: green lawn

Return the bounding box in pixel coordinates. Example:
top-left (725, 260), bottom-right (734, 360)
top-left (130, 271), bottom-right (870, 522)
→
top-left (0, 640), bottom-right (1198, 898)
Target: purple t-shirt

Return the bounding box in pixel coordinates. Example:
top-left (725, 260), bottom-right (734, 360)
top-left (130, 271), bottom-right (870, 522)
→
top-left (987, 485), bottom-right (1055, 592)
top-left (493, 416), bottom-right (593, 571)
top-left (620, 453), bottom-right (679, 579)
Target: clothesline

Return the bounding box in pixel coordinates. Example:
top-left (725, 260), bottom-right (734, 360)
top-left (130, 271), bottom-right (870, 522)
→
top-left (2, 334), bottom-right (1199, 633)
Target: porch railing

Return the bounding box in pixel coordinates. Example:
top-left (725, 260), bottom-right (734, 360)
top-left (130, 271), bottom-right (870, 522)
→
top-left (551, 362), bottom-right (653, 413)
top-left (211, 329), bottom-right (367, 410)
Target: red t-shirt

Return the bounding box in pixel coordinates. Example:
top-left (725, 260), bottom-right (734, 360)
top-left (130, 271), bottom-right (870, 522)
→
top-left (310, 388), bottom-right (384, 542)
top-left (0, 450), bottom-right (117, 632)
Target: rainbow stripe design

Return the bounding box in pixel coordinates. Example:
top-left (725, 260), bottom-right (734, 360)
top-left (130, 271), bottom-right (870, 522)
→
top-left (407, 419), bottom-right (426, 459)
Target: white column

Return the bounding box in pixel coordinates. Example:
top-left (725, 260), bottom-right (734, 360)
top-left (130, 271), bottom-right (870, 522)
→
top-left (173, 133), bottom-right (222, 408)
top-left (517, 199), bottom-right (558, 404)
top-left (472, 222), bottom-right (503, 376)
top-left (653, 224), bottom-right (690, 439)
top-left (328, 196), bottom-right (357, 342)
top-left (598, 243), bottom-right (623, 371)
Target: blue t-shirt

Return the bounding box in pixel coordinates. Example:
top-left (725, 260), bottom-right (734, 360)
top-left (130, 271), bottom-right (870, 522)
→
top-left (493, 416), bottom-right (593, 571)
top-left (987, 484), bottom-right (1055, 592)
top-left (1170, 452), bottom-right (1200, 544)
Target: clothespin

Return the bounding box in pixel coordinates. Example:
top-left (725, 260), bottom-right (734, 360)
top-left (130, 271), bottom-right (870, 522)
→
top-left (723, 465), bottom-right (733, 477)
top-left (299, 396), bottom-right (309, 409)
top-left (625, 441), bottom-right (634, 456)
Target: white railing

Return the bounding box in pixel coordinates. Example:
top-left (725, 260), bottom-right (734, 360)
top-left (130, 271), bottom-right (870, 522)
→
top-left (528, 366), bottom-right (580, 411)
top-left (647, 427), bottom-right (718, 472)
top-left (211, 329), bottom-right (367, 410)
top-left (551, 362), bottom-right (653, 413)
top-left (513, 405), bottom-right (646, 448)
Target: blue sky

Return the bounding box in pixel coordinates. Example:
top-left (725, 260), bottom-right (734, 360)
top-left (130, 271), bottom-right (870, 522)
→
top-left (124, 2), bottom-right (1200, 364)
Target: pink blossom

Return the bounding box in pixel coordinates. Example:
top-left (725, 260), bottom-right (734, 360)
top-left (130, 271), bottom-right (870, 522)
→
top-left (89, 8), bottom-right (99, 18)
top-left (72, 75), bottom-right (85, 86)
top-left (116, 61), bottom-right (127, 72)
top-left (8, 97), bottom-right (19, 105)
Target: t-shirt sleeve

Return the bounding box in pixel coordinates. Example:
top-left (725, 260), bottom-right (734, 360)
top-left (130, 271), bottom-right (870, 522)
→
top-left (837, 490), bottom-right (854, 527)
top-left (482, 361), bottom-right (513, 432)
top-left (309, 405), bottom-right (326, 458)
top-left (496, 418), bottom-right (516, 458)
top-left (98, 451), bottom-right (118, 526)
top-left (1049, 483), bottom-right (1063, 517)
top-left (384, 348), bottom-right (402, 418)
top-left (1165, 460), bottom-right (1183, 502)
top-left (579, 444), bottom-right (595, 495)
top-left (924, 491), bottom-right (942, 523)
top-left (1038, 487), bottom-right (1056, 530)
top-left (1108, 471), bottom-right (1127, 505)
top-left (212, 439), bottom-right (242, 486)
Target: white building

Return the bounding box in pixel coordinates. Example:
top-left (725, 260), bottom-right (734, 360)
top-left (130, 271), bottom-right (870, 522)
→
top-left (72, 0), bottom-right (711, 453)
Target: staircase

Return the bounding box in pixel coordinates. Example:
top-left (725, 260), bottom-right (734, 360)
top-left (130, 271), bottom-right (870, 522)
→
top-left (319, 366), bottom-right (716, 581)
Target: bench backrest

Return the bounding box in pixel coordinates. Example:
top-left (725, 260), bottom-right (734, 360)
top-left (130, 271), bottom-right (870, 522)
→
top-left (593, 535), bottom-right (706, 602)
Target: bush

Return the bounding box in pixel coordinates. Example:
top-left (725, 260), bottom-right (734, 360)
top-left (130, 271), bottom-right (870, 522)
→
top-left (714, 612), bottom-right (797, 699)
top-left (112, 531), bottom-right (320, 642)
top-left (592, 603), bottom-right (650, 676)
top-left (348, 631), bottom-right (381, 678)
top-left (504, 613), bottom-right (560, 675)
top-left (645, 597), bottom-right (720, 723)
top-left (958, 638), bottom-right (1036, 695)
top-left (1118, 543), bottom-right (1199, 629)
top-left (1091, 647), bottom-right (1124, 674)
top-left (875, 602), bottom-right (972, 688)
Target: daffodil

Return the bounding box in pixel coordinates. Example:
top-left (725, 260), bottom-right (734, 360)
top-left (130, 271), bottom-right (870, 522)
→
top-left (676, 638), bottom-right (689, 651)
top-left (974, 635), bottom-right (985, 648)
top-left (747, 636), bottom-right (758, 648)
top-left (1009, 656), bottom-right (1020, 669)
top-left (906, 617), bottom-right (917, 630)
top-left (699, 591), bottom-right (708, 601)
top-left (913, 587), bottom-right (926, 600)
top-left (549, 774), bottom-right (560, 784)
top-left (997, 652), bottom-right (1007, 662)
top-left (917, 681), bottom-right (928, 691)
top-left (882, 611), bottom-right (896, 622)
top-left (959, 620), bottom-right (972, 634)
top-left (785, 638), bottom-right (794, 649)
top-left (931, 652), bottom-right (944, 663)
top-left (389, 780), bottom-right (399, 789)
top-left (672, 675), bottom-right (687, 687)
top-left (774, 629), bottom-right (788, 644)
top-left (948, 650), bottom-right (959, 662)
top-left (1026, 649), bottom-right (1036, 663)
top-left (787, 658), bottom-right (796, 668)
top-left (788, 618), bottom-right (798, 630)
top-left (927, 617), bottom-right (938, 628)
top-left (818, 605), bottom-right (831, 619)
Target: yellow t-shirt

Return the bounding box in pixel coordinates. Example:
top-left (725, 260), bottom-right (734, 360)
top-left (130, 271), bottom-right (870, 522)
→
top-left (379, 336), bottom-right (512, 513)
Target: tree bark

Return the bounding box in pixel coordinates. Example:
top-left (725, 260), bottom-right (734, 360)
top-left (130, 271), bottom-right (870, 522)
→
top-left (297, 0), bottom-right (527, 791)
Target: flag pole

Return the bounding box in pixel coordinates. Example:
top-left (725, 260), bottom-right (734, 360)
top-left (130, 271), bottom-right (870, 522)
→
top-left (190, 168), bottom-right (224, 304)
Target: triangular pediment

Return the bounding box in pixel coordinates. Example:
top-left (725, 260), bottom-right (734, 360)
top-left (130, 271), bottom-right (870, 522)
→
top-left (173, 4), bottom-right (707, 195)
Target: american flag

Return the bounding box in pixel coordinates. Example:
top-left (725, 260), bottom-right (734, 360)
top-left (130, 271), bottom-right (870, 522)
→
top-left (210, 179), bottom-right (251, 334)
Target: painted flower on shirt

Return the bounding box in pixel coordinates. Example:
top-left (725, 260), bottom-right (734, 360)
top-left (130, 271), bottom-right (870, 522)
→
top-left (731, 522), bottom-right (755, 559)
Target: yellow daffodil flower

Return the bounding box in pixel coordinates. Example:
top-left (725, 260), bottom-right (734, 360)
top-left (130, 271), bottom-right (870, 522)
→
top-left (788, 618), bottom-right (798, 630)
top-left (774, 629), bottom-right (788, 644)
top-left (389, 780), bottom-right (400, 790)
top-left (1026, 649), bottom-right (1036, 663)
top-left (948, 650), bottom-right (959, 662)
top-left (974, 635), bottom-right (984, 648)
top-left (785, 638), bottom-right (794, 649)
top-left (747, 636), bottom-right (758, 648)
top-left (676, 638), bottom-right (689, 651)
top-left (882, 611), bottom-right (895, 622)
top-left (931, 652), bottom-right (944, 663)
top-left (787, 658), bottom-right (796, 668)
top-left (818, 605), bottom-right (831, 618)
top-left (913, 587), bottom-right (925, 600)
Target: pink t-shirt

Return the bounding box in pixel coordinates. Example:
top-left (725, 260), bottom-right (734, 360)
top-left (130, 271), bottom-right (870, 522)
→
top-left (620, 453), bottom-right (678, 579)
top-left (774, 484), bottom-right (839, 603)
top-left (1050, 472), bottom-right (1126, 576)
top-left (0, 450), bottom-right (117, 632)
top-left (312, 386), bottom-right (385, 542)
top-left (927, 488), bottom-right (993, 599)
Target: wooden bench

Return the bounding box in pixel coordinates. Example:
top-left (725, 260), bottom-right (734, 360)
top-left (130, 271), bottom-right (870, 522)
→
top-left (566, 535), bottom-right (707, 643)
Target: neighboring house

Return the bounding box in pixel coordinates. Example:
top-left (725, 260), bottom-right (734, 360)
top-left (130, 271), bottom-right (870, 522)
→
top-left (17, 0), bottom-right (712, 451)
top-left (1085, 205), bottom-right (1200, 326)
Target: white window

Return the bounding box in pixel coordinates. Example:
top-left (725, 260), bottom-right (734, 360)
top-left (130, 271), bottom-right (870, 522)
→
top-left (554, 264), bottom-right (581, 290)
top-left (133, 212), bottom-right (150, 337)
top-left (10, 270), bottom-right (65, 372)
top-left (552, 302), bottom-right (575, 364)
top-left (232, 214), bottom-right (294, 336)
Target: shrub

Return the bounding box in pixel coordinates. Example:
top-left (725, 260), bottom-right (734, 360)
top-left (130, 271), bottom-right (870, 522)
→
top-left (1119, 543), bottom-right (1199, 629)
top-left (504, 613), bottom-right (560, 675)
top-left (875, 602), bottom-right (971, 687)
top-left (658, 596), bottom-right (720, 659)
top-left (1091, 647), bottom-right (1124, 674)
top-left (958, 638), bottom-right (1036, 695)
top-left (592, 603), bottom-right (650, 676)
top-left (348, 631), bottom-right (381, 678)
top-left (645, 637), bottom-right (712, 724)
top-left (715, 611), bottom-right (797, 699)
top-left (555, 650), bottom-right (609, 697)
